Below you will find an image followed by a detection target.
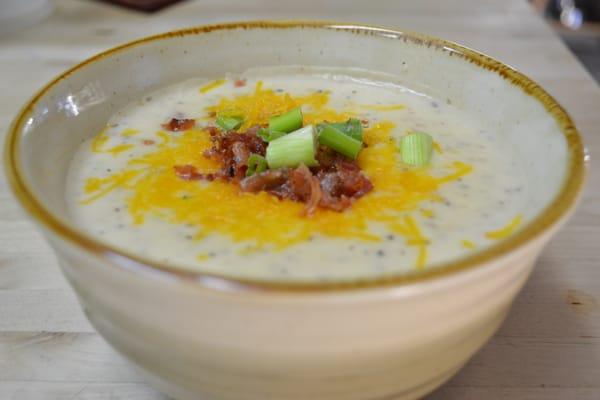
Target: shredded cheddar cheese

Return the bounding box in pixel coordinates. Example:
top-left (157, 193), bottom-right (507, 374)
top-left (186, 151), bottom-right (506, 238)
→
top-left (206, 81), bottom-right (352, 131)
top-left (485, 215), bottom-right (522, 240)
top-left (420, 209), bottom-right (435, 219)
top-left (81, 170), bottom-right (140, 205)
top-left (358, 103), bottom-right (405, 111)
top-left (196, 253), bottom-right (211, 261)
top-left (90, 131), bottom-right (135, 156)
top-left (461, 240), bottom-right (476, 249)
top-left (199, 78), bottom-right (226, 94)
top-left (121, 128), bottom-right (140, 137)
top-left (83, 81), bottom-right (475, 269)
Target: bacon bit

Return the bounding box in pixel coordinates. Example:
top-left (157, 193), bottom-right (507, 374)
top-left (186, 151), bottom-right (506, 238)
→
top-left (206, 126), bottom-right (219, 137)
top-left (207, 111), bottom-right (217, 118)
top-left (162, 118), bottom-right (195, 132)
top-left (202, 126), bottom-right (267, 180)
top-left (142, 139), bottom-right (155, 145)
top-left (174, 165), bottom-right (202, 180)
top-left (234, 78), bottom-right (247, 88)
top-left (314, 156), bottom-right (372, 211)
top-left (361, 119), bottom-right (369, 128)
top-left (173, 127), bottom-right (373, 214)
top-left (293, 165), bottom-right (322, 216)
top-left (240, 169), bottom-right (289, 192)
top-left (231, 141), bottom-right (250, 166)
top-left (173, 165), bottom-right (217, 181)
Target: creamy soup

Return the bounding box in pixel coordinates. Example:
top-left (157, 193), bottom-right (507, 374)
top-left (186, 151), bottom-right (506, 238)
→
top-left (67, 67), bottom-right (528, 282)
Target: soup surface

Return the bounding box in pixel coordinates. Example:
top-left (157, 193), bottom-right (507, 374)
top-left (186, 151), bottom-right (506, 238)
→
top-left (67, 67), bottom-right (528, 281)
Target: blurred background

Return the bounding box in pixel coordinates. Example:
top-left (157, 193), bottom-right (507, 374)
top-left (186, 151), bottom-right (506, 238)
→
top-left (532, 0), bottom-right (600, 81)
top-left (1, 0), bottom-right (599, 82)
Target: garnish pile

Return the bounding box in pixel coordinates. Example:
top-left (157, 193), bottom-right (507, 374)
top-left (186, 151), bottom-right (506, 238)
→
top-left (167, 109), bottom-right (378, 215)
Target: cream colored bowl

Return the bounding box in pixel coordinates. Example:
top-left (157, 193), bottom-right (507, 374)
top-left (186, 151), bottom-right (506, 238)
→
top-left (4, 22), bottom-right (586, 400)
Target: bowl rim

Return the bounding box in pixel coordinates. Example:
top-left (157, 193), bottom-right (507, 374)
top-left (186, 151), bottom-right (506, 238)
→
top-left (4, 20), bottom-right (587, 292)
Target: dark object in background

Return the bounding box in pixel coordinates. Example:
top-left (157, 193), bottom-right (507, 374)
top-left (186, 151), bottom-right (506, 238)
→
top-left (546, 0), bottom-right (600, 28)
top-left (539, 0), bottom-right (600, 82)
top-left (98, 0), bottom-right (186, 12)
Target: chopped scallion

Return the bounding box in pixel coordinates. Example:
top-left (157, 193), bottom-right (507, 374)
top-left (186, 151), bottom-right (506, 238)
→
top-left (399, 132), bottom-right (433, 166)
top-left (318, 124), bottom-right (363, 159)
top-left (246, 154), bottom-right (268, 176)
top-left (216, 115), bottom-right (243, 131)
top-left (269, 107), bottom-right (303, 133)
top-left (257, 128), bottom-right (286, 142)
top-left (266, 125), bottom-right (318, 169)
top-left (318, 118), bottom-right (363, 141)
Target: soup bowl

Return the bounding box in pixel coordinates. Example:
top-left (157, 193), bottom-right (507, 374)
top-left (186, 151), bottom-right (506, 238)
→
top-left (4, 22), bottom-right (586, 400)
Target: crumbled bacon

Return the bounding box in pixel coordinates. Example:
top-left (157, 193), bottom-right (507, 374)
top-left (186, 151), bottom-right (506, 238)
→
top-left (173, 165), bottom-right (217, 181)
top-left (173, 126), bottom-right (373, 213)
top-left (142, 139), bottom-right (155, 145)
top-left (202, 125), bottom-right (267, 180)
top-left (240, 169), bottom-right (289, 192)
top-left (234, 78), bottom-right (247, 87)
top-left (162, 118), bottom-right (195, 132)
top-left (315, 162), bottom-right (373, 211)
top-left (293, 165), bottom-right (322, 216)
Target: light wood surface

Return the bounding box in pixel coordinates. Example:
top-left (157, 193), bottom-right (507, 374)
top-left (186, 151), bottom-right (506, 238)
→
top-left (1, 1), bottom-right (599, 399)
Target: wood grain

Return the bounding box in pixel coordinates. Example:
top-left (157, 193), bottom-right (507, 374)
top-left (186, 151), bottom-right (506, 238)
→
top-left (0, 0), bottom-right (599, 399)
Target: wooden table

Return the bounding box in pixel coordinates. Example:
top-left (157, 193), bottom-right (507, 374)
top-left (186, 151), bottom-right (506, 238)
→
top-left (1, 1), bottom-right (599, 399)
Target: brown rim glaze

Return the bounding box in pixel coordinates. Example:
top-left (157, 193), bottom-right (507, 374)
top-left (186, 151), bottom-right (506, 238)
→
top-left (4, 21), bottom-right (587, 292)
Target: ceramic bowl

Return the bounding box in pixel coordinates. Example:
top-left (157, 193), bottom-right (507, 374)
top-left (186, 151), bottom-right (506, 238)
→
top-left (4, 22), bottom-right (586, 400)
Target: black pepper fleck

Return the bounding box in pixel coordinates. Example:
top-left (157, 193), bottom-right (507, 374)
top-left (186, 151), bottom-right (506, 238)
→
top-left (376, 250), bottom-right (385, 257)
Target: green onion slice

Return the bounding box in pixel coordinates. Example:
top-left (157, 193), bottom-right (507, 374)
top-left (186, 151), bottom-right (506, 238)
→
top-left (318, 124), bottom-right (363, 160)
top-left (246, 154), bottom-right (268, 177)
top-left (318, 118), bottom-right (363, 142)
top-left (399, 131), bottom-right (433, 167)
top-left (266, 125), bottom-right (318, 169)
top-left (269, 107), bottom-right (303, 133)
top-left (216, 114), bottom-right (243, 131)
top-left (257, 128), bottom-right (286, 142)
